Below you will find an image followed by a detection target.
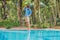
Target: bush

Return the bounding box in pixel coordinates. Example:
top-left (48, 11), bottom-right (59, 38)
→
top-left (4, 24), bottom-right (12, 29)
top-left (0, 20), bottom-right (20, 29)
top-left (32, 24), bottom-right (39, 28)
top-left (41, 23), bottom-right (50, 28)
top-left (3, 21), bottom-right (12, 29)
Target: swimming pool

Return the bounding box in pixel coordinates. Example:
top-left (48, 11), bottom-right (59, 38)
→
top-left (0, 29), bottom-right (60, 40)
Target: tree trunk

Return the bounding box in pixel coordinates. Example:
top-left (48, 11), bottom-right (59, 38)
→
top-left (34, 0), bottom-right (42, 24)
top-left (34, 0), bottom-right (38, 24)
top-left (56, 0), bottom-right (60, 18)
top-left (18, 0), bottom-right (23, 26)
top-left (50, 0), bottom-right (57, 26)
top-left (38, 0), bottom-right (42, 23)
top-left (2, 0), bottom-right (7, 20)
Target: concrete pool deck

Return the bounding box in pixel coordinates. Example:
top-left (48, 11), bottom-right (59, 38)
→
top-left (0, 26), bottom-right (60, 30)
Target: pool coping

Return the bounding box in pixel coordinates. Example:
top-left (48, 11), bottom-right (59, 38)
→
top-left (0, 28), bottom-right (60, 31)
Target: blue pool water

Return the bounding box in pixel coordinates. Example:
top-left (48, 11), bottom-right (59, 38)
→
top-left (0, 29), bottom-right (60, 40)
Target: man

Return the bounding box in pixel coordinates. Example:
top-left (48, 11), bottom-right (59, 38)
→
top-left (24, 4), bottom-right (32, 27)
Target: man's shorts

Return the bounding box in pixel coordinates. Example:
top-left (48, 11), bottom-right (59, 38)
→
top-left (25, 17), bottom-right (30, 27)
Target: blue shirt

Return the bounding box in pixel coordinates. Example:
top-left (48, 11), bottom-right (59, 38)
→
top-left (24, 8), bottom-right (32, 17)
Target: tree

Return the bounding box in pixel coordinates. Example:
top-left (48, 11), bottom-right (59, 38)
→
top-left (56, 0), bottom-right (60, 18)
top-left (2, 0), bottom-right (7, 20)
top-left (17, 0), bottom-right (23, 26)
top-left (49, 0), bottom-right (57, 26)
top-left (34, 0), bottom-right (42, 24)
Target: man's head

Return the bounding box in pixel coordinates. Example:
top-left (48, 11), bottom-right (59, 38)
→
top-left (26, 3), bottom-right (30, 8)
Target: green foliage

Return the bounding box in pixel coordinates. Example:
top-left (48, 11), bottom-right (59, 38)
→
top-left (0, 0), bottom-right (60, 29)
top-left (0, 21), bottom-right (20, 29)
top-left (32, 24), bottom-right (39, 28)
top-left (39, 23), bottom-right (50, 28)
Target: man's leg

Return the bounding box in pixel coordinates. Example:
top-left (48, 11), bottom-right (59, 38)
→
top-left (25, 17), bottom-right (30, 27)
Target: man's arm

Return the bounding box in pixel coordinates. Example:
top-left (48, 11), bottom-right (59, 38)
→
top-left (28, 9), bottom-right (32, 16)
